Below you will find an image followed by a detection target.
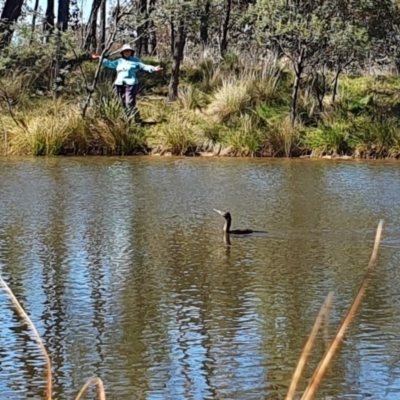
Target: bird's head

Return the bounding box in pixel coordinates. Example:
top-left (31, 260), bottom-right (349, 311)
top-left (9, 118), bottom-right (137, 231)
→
top-left (213, 209), bottom-right (231, 220)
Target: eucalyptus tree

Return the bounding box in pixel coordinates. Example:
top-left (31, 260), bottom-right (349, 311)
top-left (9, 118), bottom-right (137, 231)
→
top-left (326, 21), bottom-right (369, 103)
top-left (98, 0), bottom-right (106, 52)
top-left (44, 0), bottom-right (55, 35)
top-left (200, 0), bottom-right (211, 44)
top-left (83, 0), bottom-right (102, 51)
top-left (199, 0), bottom-right (253, 55)
top-left (134, 0), bottom-right (155, 55)
top-left (250, 0), bottom-right (378, 122)
top-left (251, 0), bottom-right (330, 124)
top-left (0, 0), bottom-right (24, 47)
top-left (30, 0), bottom-right (40, 41)
top-left (306, 1), bottom-right (370, 109)
top-left (360, 0), bottom-right (400, 74)
top-left (220, 0), bottom-right (232, 55)
top-left (165, 0), bottom-right (190, 101)
top-left (57, 0), bottom-right (70, 31)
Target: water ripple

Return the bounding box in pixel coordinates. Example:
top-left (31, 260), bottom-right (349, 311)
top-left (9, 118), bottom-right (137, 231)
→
top-left (1, 158), bottom-right (400, 399)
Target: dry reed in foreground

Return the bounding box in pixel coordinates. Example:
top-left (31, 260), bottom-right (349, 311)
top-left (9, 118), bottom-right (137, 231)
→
top-left (0, 220), bottom-right (385, 400)
top-left (0, 276), bottom-right (107, 400)
top-left (285, 219), bottom-right (384, 400)
top-left (0, 276), bottom-right (53, 400)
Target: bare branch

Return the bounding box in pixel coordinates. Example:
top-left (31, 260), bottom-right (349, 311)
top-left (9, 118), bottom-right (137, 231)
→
top-left (81, 0), bottom-right (124, 118)
top-left (0, 79), bottom-right (28, 131)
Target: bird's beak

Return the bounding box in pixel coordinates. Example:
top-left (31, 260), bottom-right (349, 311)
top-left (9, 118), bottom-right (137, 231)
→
top-left (213, 209), bottom-right (224, 216)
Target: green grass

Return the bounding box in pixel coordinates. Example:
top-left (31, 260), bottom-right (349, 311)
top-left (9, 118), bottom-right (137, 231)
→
top-left (2, 62), bottom-right (400, 158)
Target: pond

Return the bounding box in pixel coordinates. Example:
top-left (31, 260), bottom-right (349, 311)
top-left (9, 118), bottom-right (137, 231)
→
top-left (1, 156), bottom-right (400, 400)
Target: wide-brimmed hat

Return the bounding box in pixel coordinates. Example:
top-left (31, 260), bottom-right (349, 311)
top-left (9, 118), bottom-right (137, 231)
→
top-left (110, 44), bottom-right (135, 56)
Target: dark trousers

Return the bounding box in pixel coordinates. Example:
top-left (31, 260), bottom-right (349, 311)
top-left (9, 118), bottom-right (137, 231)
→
top-left (114, 84), bottom-right (141, 121)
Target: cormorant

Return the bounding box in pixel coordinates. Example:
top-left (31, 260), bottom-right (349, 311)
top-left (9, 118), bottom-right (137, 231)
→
top-left (213, 209), bottom-right (255, 235)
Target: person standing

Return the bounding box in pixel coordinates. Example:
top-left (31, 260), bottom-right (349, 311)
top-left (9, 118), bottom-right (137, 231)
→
top-left (92, 44), bottom-right (162, 122)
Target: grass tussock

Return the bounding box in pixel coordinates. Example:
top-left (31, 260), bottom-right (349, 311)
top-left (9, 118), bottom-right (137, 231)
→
top-left (0, 70), bottom-right (35, 110)
top-left (147, 111), bottom-right (198, 155)
top-left (177, 85), bottom-right (210, 110)
top-left (3, 96), bottom-right (149, 156)
top-left (206, 79), bottom-right (252, 123)
top-left (221, 114), bottom-right (264, 156)
top-left (5, 100), bottom-right (86, 156)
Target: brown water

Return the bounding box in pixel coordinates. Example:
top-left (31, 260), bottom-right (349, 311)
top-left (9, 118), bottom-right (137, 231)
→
top-left (1, 157), bottom-right (400, 400)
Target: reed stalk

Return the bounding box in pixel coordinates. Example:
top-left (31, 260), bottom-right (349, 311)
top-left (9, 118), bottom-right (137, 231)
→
top-left (0, 276), bottom-right (107, 400)
top-left (285, 220), bottom-right (384, 400)
top-left (75, 377), bottom-right (106, 400)
top-left (300, 220), bottom-right (384, 400)
top-left (285, 292), bottom-right (334, 400)
top-left (0, 276), bottom-right (53, 400)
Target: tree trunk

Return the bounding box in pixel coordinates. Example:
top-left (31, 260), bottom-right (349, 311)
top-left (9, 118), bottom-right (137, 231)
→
top-left (97, 0), bottom-right (106, 54)
top-left (314, 69), bottom-right (326, 113)
top-left (169, 14), bottom-right (175, 55)
top-left (168, 15), bottom-right (186, 102)
top-left (57, 0), bottom-right (70, 31)
top-left (148, 22), bottom-right (157, 55)
top-left (51, 30), bottom-right (62, 95)
top-left (220, 0), bottom-right (232, 56)
top-left (44, 0), bottom-right (55, 38)
top-left (332, 69), bottom-right (341, 104)
top-left (136, 0), bottom-right (148, 56)
top-left (290, 48), bottom-right (305, 126)
top-left (83, 0), bottom-right (101, 52)
top-left (148, 0), bottom-right (157, 55)
top-left (0, 0), bottom-right (24, 48)
top-left (30, 0), bottom-right (40, 43)
top-left (200, 1), bottom-right (211, 45)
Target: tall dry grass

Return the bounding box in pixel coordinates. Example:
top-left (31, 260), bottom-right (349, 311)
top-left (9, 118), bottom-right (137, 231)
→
top-left (206, 79), bottom-right (252, 123)
top-left (2, 95), bottom-right (150, 156)
top-left (147, 61), bottom-right (302, 157)
top-left (5, 100), bottom-right (87, 156)
top-left (147, 110), bottom-right (201, 155)
top-left (221, 114), bottom-right (264, 156)
top-left (177, 85), bottom-right (210, 110)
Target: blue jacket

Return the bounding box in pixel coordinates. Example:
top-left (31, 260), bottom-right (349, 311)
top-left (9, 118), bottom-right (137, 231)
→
top-left (102, 56), bottom-right (156, 86)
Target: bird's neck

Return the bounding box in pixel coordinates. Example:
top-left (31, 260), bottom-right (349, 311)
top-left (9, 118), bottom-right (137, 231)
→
top-left (223, 218), bottom-right (231, 233)
top-left (223, 232), bottom-right (231, 246)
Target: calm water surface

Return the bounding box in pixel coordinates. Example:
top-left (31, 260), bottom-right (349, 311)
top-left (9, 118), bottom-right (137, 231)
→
top-left (1, 157), bottom-right (400, 400)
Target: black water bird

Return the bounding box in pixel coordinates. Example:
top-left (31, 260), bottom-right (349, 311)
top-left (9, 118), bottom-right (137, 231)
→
top-left (213, 209), bottom-right (267, 235)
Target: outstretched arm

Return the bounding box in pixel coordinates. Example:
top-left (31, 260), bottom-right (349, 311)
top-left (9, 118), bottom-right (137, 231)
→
top-left (91, 54), bottom-right (118, 69)
top-left (102, 59), bottom-right (118, 69)
top-left (138, 62), bottom-right (163, 73)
